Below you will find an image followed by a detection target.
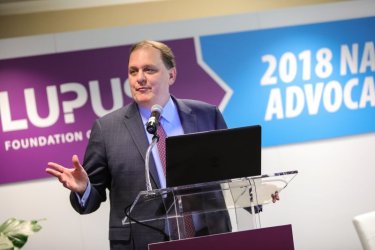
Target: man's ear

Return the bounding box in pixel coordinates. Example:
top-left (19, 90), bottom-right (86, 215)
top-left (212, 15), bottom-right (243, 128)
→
top-left (168, 68), bottom-right (177, 85)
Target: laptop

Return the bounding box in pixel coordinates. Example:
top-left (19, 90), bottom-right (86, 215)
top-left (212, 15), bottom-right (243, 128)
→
top-left (165, 125), bottom-right (261, 187)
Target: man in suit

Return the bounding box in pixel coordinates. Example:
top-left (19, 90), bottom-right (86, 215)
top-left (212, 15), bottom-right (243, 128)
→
top-left (46, 40), bottom-right (232, 249)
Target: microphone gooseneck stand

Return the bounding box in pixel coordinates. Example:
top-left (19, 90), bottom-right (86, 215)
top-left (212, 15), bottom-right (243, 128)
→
top-left (123, 129), bottom-right (170, 250)
top-left (145, 133), bottom-right (159, 193)
top-left (145, 104), bottom-right (163, 193)
top-left (124, 104), bottom-right (169, 249)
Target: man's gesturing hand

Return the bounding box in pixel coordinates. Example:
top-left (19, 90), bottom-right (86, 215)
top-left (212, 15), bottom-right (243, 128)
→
top-left (46, 155), bottom-right (89, 195)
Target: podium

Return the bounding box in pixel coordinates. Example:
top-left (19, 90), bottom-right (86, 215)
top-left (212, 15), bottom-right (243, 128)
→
top-left (148, 224), bottom-right (294, 250)
top-left (122, 170), bottom-right (297, 248)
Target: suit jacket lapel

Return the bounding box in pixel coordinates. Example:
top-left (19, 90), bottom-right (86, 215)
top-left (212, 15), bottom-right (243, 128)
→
top-left (173, 97), bottom-right (198, 134)
top-left (123, 102), bottom-right (161, 189)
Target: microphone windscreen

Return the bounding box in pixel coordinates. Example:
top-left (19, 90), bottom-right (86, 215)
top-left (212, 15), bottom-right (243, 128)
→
top-left (151, 104), bottom-right (163, 114)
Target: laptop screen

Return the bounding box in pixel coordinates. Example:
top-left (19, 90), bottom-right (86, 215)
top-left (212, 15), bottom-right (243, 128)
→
top-left (165, 125), bottom-right (261, 187)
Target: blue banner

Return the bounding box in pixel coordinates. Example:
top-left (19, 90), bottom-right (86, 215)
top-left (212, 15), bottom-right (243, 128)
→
top-left (200, 16), bottom-right (375, 146)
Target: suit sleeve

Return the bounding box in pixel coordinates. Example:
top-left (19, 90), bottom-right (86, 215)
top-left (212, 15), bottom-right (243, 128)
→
top-left (70, 119), bottom-right (110, 214)
top-left (215, 107), bottom-right (228, 130)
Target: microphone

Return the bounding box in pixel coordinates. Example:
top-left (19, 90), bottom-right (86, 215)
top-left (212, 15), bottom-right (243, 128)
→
top-left (146, 104), bottom-right (163, 134)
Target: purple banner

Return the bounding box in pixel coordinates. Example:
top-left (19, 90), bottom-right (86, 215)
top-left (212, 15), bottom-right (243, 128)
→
top-left (0, 38), bottom-right (225, 184)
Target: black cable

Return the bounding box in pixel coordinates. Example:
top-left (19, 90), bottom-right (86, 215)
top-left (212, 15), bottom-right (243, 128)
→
top-left (124, 201), bottom-right (170, 250)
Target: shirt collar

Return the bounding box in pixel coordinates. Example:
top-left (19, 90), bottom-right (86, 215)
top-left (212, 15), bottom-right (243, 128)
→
top-left (138, 97), bottom-right (175, 125)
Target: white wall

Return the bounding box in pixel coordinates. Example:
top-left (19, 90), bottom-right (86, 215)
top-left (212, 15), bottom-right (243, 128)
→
top-left (261, 132), bottom-right (375, 250)
top-left (0, 180), bottom-right (109, 249)
top-left (1, 1), bottom-right (375, 249)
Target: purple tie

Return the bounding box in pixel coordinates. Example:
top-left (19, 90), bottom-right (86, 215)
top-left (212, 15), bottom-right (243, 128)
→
top-left (156, 123), bottom-right (195, 238)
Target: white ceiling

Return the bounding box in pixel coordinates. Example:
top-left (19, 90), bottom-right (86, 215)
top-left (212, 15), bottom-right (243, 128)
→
top-left (0, 0), bottom-right (163, 15)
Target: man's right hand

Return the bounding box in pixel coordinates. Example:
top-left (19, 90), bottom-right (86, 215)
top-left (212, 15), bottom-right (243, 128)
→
top-left (45, 155), bottom-right (89, 195)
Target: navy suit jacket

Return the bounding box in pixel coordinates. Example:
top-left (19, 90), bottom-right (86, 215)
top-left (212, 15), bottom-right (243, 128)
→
top-left (70, 97), bottom-right (229, 249)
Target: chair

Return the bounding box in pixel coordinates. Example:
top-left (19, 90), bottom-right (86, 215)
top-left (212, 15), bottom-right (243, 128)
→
top-left (353, 210), bottom-right (375, 250)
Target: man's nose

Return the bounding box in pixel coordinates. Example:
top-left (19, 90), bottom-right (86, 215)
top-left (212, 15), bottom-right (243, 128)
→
top-left (137, 71), bottom-right (146, 84)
